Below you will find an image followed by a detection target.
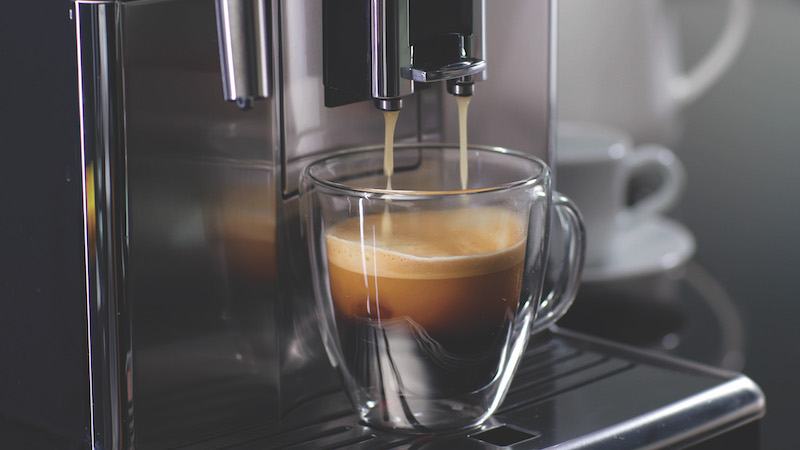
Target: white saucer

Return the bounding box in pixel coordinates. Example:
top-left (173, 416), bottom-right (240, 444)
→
top-left (582, 216), bottom-right (696, 283)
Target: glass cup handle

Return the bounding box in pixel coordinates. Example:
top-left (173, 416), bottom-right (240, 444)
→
top-left (531, 193), bottom-right (586, 335)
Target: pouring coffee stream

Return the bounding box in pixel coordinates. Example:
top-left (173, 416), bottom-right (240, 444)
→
top-left (361, 93), bottom-right (503, 430)
top-left (382, 110), bottom-right (400, 236)
top-left (381, 99), bottom-right (472, 186)
top-left (381, 94), bottom-right (473, 237)
top-left (382, 110), bottom-right (400, 186)
top-left (456, 95), bottom-right (472, 190)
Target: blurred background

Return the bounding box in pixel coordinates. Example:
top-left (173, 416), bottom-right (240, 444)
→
top-left (558, 0), bottom-right (800, 448)
top-left (673, 1), bottom-right (800, 447)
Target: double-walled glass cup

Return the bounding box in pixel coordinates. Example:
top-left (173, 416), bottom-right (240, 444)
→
top-left (300, 144), bottom-right (585, 433)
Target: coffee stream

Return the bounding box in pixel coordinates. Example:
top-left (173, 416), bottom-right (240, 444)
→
top-left (382, 110), bottom-right (400, 236)
top-left (331, 95), bottom-right (522, 427)
top-left (382, 110), bottom-right (400, 188)
top-left (456, 95), bottom-right (471, 190)
top-left (381, 96), bottom-right (471, 239)
top-left (382, 95), bottom-right (472, 188)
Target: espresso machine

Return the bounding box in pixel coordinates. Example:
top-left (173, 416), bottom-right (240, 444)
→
top-left (1, 0), bottom-right (764, 448)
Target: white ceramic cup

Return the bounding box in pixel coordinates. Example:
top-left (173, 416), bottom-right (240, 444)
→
top-left (558, 0), bottom-right (752, 146)
top-left (556, 123), bottom-right (686, 267)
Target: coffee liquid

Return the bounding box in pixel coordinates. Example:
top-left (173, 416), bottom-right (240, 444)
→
top-left (326, 208), bottom-right (526, 397)
top-left (382, 110), bottom-right (400, 235)
top-left (456, 95), bottom-right (471, 190)
top-left (382, 110), bottom-right (399, 186)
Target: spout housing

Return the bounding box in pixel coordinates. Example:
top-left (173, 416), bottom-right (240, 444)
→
top-left (323, 0), bottom-right (486, 111)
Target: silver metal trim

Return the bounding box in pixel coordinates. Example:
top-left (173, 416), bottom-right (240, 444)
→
top-left (547, 0), bottom-right (557, 173)
top-left (403, 58), bottom-right (486, 82)
top-left (76, 1), bottom-right (132, 448)
top-left (74, 4), bottom-right (94, 446)
top-left (475, 0), bottom-right (487, 82)
top-left (557, 375), bottom-right (765, 449)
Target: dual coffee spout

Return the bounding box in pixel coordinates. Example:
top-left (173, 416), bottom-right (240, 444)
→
top-left (324, 0), bottom-right (487, 112)
top-left (369, 0), bottom-right (487, 111)
top-left (375, 66), bottom-right (483, 112)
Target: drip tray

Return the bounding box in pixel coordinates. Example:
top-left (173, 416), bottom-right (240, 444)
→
top-left (195, 329), bottom-right (764, 449)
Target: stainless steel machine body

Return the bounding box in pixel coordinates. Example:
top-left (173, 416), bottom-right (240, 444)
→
top-left (75, 0), bottom-right (554, 447)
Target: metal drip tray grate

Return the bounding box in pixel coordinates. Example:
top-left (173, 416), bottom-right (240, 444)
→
top-left (191, 329), bottom-right (764, 449)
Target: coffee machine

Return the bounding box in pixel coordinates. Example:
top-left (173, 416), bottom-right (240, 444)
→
top-left (1, 0), bottom-right (764, 448)
top-left (73, 0), bottom-right (554, 446)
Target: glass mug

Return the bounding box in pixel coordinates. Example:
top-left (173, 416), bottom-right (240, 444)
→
top-left (300, 144), bottom-right (585, 433)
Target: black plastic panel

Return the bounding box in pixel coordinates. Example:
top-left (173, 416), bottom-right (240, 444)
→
top-left (0, 1), bottom-right (89, 447)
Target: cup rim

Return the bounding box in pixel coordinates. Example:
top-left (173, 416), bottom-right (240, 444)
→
top-left (303, 143), bottom-right (548, 199)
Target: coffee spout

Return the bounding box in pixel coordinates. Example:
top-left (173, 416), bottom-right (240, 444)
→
top-left (323, 0), bottom-right (486, 112)
top-left (374, 97), bottom-right (404, 112)
top-left (446, 78), bottom-right (476, 97)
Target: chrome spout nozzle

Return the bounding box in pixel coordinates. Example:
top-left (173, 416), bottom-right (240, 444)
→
top-left (446, 79), bottom-right (475, 97)
top-left (374, 97), bottom-right (404, 111)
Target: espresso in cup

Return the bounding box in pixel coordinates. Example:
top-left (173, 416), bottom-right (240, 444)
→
top-left (326, 207), bottom-right (525, 394)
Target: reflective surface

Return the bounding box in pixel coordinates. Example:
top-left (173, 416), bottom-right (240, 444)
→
top-left (76, 2), bottom-right (131, 446)
top-left (561, 262), bottom-right (747, 372)
top-left (121, 0), bottom-right (283, 445)
top-left (184, 329), bottom-right (764, 448)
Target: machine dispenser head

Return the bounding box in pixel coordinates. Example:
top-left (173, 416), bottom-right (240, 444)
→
top-left (323, 0), bottom-right (486, 111)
